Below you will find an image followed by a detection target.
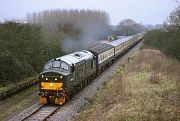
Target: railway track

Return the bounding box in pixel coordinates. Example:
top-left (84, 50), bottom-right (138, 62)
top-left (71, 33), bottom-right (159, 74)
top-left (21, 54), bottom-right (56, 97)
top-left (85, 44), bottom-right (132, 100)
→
top-left (20, 104), bottom-right (60, 121)
top-left (8, 103), bottom-right (61, 121)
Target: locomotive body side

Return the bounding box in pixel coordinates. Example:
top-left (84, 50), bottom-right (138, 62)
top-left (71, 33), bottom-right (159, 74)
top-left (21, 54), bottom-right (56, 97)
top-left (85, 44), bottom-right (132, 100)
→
top-left (67, 51), bottom-right (96, 87)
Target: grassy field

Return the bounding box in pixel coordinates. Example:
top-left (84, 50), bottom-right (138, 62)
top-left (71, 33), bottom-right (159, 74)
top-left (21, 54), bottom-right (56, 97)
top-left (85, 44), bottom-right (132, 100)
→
top-left (75, 48), bottom-right (180, 121)
top-left (0, 75), bottom-right (37, 93)
top-left (0, 85), bottom-right (39, 121)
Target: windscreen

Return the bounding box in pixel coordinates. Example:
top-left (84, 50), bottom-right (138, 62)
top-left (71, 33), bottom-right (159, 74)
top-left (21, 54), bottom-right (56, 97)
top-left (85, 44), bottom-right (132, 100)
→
top-left (43, 60), bottom-right (69, 72)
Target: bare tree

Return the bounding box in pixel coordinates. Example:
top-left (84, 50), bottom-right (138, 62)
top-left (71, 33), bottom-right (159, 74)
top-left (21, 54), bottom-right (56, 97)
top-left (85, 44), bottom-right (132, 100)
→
top-left (26, 9), bottom-right (111, 52)
top-left (117, 19), bottom-right (143, 36)
top-left (26, 9), bottom-right (110, 39)
top-left (173, 0), bottom-right (180, 4)
top-left (167, 6), bottom-right (180, 31)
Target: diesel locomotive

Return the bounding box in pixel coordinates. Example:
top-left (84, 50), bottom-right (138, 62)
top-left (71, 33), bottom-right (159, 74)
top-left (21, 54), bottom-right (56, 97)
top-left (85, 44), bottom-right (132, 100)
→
top-left (38, 33), bottom-right (144, 105)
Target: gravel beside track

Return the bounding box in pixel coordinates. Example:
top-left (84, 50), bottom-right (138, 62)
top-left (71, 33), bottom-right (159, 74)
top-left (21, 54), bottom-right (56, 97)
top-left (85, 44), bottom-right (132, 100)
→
top-left (9, 41), bottom-right (142, 121)
top-left (22, 105), bottom-right (59, 121)
top-left (9, 103), bottom-right (43, 121)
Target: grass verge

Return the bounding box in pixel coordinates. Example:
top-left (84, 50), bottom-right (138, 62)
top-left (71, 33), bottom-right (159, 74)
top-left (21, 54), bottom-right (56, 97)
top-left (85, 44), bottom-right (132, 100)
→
top-left (0, 75), bottom-right (38, 93)
top-left (75, 48), bottom-right (180, 121)
top-left (0, 84), bottom-right (39, 121)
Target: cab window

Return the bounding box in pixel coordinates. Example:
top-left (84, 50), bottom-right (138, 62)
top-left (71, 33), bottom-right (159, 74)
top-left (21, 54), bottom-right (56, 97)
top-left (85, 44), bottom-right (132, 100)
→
top-left (44, 61), bottom-right (52, 70)
top-left (43, 60), bottom-right (69, 73)
top-left (61, 61), bottom-right (69, 70)
top-left (52, 61), bottom-right (61, 68)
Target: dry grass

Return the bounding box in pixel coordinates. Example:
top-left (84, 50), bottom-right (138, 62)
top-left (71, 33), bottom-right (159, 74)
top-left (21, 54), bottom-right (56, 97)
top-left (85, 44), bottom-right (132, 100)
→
top-left (76, 49), bottom-right (180, 121)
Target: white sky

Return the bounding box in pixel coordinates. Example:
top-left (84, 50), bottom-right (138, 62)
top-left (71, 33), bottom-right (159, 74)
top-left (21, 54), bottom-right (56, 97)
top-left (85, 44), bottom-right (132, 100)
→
top-left (0, 0), bottom-right (178, 25)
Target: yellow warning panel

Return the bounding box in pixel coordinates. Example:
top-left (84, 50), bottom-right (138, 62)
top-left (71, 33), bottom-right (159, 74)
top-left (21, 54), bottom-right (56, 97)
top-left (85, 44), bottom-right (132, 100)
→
top-left (41, 82), bottom-right (63, 90)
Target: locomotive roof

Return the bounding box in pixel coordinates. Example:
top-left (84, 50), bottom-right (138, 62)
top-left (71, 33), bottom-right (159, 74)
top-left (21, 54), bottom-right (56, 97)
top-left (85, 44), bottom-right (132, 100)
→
top-left (107, 35), bottom-right (134, 47)
top-left (55, 50), bottom-right (94, 65)
top-left (88, 43), bottom-right (114, 55)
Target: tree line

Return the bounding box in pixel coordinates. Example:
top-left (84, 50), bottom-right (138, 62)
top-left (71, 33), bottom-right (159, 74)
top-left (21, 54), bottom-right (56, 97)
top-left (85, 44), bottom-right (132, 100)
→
top-left (27, 9), bottom-right (111, 43)
top-left (0, 22), bottom-right (43, 85)
top-left (116, 19), bottom-right (146, 36)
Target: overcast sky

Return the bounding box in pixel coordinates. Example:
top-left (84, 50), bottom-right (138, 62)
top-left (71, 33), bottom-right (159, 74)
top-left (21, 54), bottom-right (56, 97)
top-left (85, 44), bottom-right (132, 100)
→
top-left (0, 0), bottom-right (178, 25)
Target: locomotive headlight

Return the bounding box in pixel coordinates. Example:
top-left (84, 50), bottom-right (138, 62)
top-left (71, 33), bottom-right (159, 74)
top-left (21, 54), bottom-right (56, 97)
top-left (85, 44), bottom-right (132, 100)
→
top-left (46, 78), bottom-right (48, 80)
top-left (50, 83), bottom-right (53, 87)
top-left (60, 76), bottom-right (63, 79)
top-left (55, 78), bottom-right (57, 81)
top-left (41, 75), bottom-right (44, 78)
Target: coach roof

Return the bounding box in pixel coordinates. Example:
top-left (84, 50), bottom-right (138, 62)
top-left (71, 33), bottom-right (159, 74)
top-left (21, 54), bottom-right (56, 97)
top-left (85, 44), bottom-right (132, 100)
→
top-left (107, 36), bottom-right (134, 47)
top-left (88, 43), bottom-right (114, 55)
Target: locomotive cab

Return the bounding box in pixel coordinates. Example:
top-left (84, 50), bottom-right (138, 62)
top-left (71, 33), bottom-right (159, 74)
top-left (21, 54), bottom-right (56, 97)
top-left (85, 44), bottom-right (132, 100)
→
top-left (39, 59), bottom-right (71, 105)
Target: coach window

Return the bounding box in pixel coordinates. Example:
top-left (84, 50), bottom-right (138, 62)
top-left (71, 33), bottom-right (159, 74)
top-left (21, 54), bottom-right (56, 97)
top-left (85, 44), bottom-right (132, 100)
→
top-left (100, 55), bottom-right (102, 62)
top-left (111, 50), bottom-right (113, 55)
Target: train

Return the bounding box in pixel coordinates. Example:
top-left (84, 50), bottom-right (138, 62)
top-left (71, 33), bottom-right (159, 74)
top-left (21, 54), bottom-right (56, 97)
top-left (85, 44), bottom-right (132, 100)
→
top-left (38, 33), bottom-right (145, 105)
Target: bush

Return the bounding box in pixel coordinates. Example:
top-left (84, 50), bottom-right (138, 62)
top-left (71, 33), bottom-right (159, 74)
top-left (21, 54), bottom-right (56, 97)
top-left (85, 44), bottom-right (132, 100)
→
top-left (144, 30), bottom-right (180, 61)
top-left (0, 21), bottom-right (47, 84)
